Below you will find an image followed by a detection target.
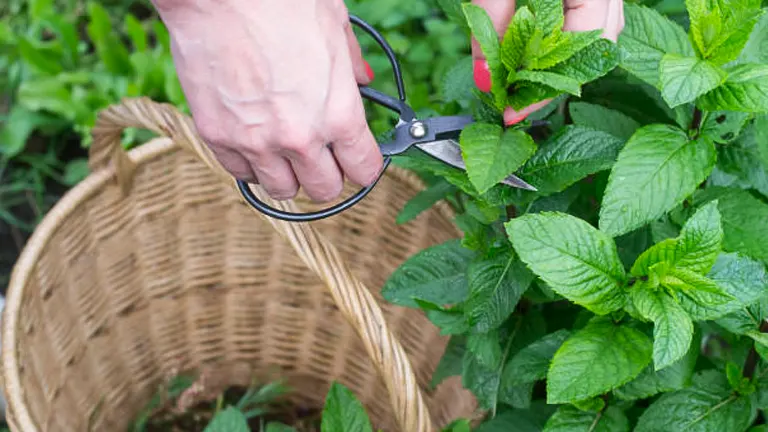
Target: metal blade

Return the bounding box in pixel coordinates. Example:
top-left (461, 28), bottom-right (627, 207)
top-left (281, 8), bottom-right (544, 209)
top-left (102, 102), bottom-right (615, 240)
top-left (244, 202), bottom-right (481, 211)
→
top-left (415, 140), bottom-right (538, 191)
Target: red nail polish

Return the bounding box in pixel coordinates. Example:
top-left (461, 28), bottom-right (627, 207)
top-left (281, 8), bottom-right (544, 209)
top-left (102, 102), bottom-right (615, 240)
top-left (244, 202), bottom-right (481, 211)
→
top-left (505, 113), bottom-right (529, 126)
top-left (364, 60), bottom-right (375, 81)
top-left (473, 59), bottom-right (492, 93)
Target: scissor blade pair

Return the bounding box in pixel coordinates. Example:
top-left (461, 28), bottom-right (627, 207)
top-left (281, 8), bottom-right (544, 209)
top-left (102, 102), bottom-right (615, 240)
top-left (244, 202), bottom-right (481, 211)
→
top-left (415, 140), bottom-right (538, 192)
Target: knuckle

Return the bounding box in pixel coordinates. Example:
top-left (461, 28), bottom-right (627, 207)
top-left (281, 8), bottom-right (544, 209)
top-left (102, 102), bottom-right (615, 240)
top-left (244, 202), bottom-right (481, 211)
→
top-left (273, 125), bottom-right (315, 157)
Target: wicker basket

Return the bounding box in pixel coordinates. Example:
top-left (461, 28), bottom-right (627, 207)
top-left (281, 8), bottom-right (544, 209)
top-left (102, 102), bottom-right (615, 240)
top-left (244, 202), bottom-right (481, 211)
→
top-left (1, 98), bottom-right (477, 431)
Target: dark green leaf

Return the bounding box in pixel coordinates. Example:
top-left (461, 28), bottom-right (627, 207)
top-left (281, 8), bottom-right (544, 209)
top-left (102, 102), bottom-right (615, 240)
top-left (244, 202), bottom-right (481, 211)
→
top-left (203, 407), bottom-right (250, 432)
top-left (414, 299), bottom-right (469, 335)
top-left (543, 405), bottom-right (630, 432)
top-left (431, 336), bottom-right (466, 388)
top-left (617, 4), bottom-right (695, 86)
top-left (631, 287), bottom-right (694, 370)
top-left (320, 382), bottom-right (373, 432)
top-left (738, 12), bottom-right (768, 65)
top-left (468, 331), bottom-right (503, 369)
top-left (568, 102), bottom-right (640, 141)
top-left (659, 55), bottom-right (726, 107)
top-left (459, 123), bottom-right (537, 194)
top-left (546, 316), bottom-right (652, 404)
top-left (717, 123), bottom-right (768, 198)
top-left (506, 212), bottom-right (627, 315)
top-left (474, 402), bottom-right (556, 432)
top-left (17, 37), bottom-right (63, 75)
top-left (517, 126), bottom-right (625, 196)
top-left (504, 329), bottom-right (571, 385)
top-left (548, 39), bottom-right (619, 85)
top-left (698, 63), bottom-right (768, 113)
top-left (396, 179), bottom-right (456, 225)
top-left (516, 70), bottom-right (583, 96)
top-left (86, 2), bottom-right (133, 75)
top-left (382, 239), bottom-right (475, 308)
top-left (533, 30), bottom-right (603, 70)
top-left (634, 370), bottom-right (757, 432)
top-left (440, 56), bottom-right (475, 104)
top-left (599, 124), bottom-right (716, 237)
top-left (716, 294), bottom-right (768, 335)
top-left (466, 251), bottom-right (534, 333)
top-left (697, 189), bottom-right (768, 265)
top-left (265, 423), bottom-right (297, 432)
top-left (0, 106), bottom-right (52, 158)
top-left (707, 252), bottom-right (768, 311)
top-left (462, 4), bottom-right (506, 109)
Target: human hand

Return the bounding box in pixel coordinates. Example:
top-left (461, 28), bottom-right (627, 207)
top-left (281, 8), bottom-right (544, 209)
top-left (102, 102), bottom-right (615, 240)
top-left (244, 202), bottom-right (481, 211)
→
top-left (150, 0), bottom-right (383, 202)
top-left (471, 0), bottom-right (625, 125)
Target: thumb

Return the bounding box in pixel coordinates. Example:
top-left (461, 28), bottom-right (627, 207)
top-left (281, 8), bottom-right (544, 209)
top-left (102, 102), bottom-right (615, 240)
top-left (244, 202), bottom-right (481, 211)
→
top-left (471, 0), bottom-right (516, 92)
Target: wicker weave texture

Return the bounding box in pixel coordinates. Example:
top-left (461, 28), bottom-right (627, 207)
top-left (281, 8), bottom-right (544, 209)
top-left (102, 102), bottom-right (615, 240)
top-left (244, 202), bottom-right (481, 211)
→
top-left (2, 99), bottom-right (477, 432)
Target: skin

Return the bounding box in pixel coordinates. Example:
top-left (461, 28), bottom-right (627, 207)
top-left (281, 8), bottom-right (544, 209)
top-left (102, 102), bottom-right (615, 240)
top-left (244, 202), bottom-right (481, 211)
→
top-left (150, 0), bottom-right (625, 203)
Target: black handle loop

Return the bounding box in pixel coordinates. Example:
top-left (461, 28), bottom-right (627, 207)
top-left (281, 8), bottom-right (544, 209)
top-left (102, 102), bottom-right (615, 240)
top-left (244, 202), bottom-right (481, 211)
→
top-left (236, 14), bottom-right (408, 222)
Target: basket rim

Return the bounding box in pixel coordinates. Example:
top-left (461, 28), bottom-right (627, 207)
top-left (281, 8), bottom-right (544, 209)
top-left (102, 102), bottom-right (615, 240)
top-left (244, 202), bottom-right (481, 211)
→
top-left (1, 136), bottom-right (459, 431)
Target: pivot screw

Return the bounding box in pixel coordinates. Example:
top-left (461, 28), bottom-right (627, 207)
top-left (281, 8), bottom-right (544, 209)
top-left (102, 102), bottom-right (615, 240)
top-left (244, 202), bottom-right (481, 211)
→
top-left (409, 122), bottom-right (427, 139)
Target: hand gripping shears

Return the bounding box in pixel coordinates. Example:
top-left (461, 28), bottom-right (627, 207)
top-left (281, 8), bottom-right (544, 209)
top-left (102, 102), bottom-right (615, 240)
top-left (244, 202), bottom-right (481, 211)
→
top-left (236, 15), bottom-right (537, 222)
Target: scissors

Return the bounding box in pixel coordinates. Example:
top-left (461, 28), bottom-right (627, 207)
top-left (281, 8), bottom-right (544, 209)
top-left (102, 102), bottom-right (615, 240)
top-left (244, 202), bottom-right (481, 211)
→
top-left (237, 15), bottom-right (538, 222)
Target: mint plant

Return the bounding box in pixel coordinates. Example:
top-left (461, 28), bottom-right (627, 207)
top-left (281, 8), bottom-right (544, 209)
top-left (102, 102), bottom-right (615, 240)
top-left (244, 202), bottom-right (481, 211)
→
top-left (384, 0), bottom-right (768, 430)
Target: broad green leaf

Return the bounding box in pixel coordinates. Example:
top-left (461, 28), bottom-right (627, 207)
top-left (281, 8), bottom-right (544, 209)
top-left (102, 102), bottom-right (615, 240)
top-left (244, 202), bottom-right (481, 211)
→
top-left (568, 102), bottom-right (641, 141)
top-left (431, 336), bottom-right (466, 388)
top-left (474, 402), bottom-right (556, 432)
top-left (203, 407), bottom-right (250, 432)
top-left (503, 329), bottom-right (570, 386)
top-left (468, 331), bottom-right (503, 369)
top-left (124, 14), bottom-right (148, 52)
top-left (532, 30), bottom-right (603, 70)
top-left (548, 39), bottom-right (619, 85)
top-left (414, 299), bottom-right (469, 335)
top-left (459, 123), bottom-right (537, 194)
top-left (659, 55), bottom-right (726, 107)
top-left (517, 126), bottom-right (625, 196)
top-left (501, 6), bottom-right (535, 71)
top-left (17, 78), bottom-right (78, 121)
top-left (716, 294), bottom-right (768, 335)
top-left (631, 288), bottom-right (694, 370)
top-left (663, 267), bottom-right (735, 320)
top-left (634, 370), bottom-right (757, 432)
top-left (547, 317), bottom-right (652, 404)
top-left (599, 124), bottom-right (716, 237)
top-left (16, 37), bottom-right (63, 75)
top-left (698, 189), bottom-right (768, 264)
top-left (686, 0), bottom-right (724, 57)
top-left (463, 4), bottom-right (506, 109)
top-left (382, 239), bottom-right (475, 308)
top-left (0, 106), bottom-right (53, 158)
top-left (396, 179), bottom-right (456, 225)
top-left (516, 70), bottom-right (583, 96)
top-left (614, 328), bottom-right (699, 400)
top-left (617, 4), bottom-right (695, 86)
top-left (506, 212), bottom-right (627, 314)
top-left (738, 12), bottom-right (768, 65)
top-left (717, 123), bottom-right (768, 197)
top-left (321, 382), bottom-right (373, 432)
top-left (530, 0), bottom-right (564, 35)
top-left (508, 82), bottom-right (562, 111)
top-left (440, 56), bottom-right (475, 104)
top-left (706, 252), bottom-right (768, 311)
top-left (265, 423), bottom-right (297, 432)
top-left (698, 63), bottom-right (768, 113)
top-left (86, 2), bottom-right (133, 75)
top-left (707, 7), bottom-right (763, 65)
top-left (466, 251), bottom-right (535, 333)
top-left (543, 406), bottom-right (629, 432)
top-left (631, 201), bottom-right (723, 276)
top-left (442, 419), bottom-right (472, 432)
top-left (756, 115), bottom-right (768, 168)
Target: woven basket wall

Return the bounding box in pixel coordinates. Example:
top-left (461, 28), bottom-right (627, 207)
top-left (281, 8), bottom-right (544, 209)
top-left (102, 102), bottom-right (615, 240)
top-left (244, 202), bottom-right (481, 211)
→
top-left (1, 99), bottom-right (477, 432)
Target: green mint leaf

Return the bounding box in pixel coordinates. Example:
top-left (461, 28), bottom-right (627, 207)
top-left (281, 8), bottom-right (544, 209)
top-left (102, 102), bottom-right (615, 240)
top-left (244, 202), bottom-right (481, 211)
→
top-left (614, 328), bottom-right (699, 401)
top-left (548, 39), bottom-right (619, 85)
top-left (686, 0), bottom-right (724, 57)
top-left (474, 402), bottom-right (556, 432)
top-left (706, 252), bottom-right (768, 312)
top-left (203, 407), bottom-right (250, 432)
top-left (86, 2), bottom-right (133, 76)
top-left (506, 212), bottom-right (627, 315)
top-left (516, 70), bottom-right (583, 96)
top-left (599, 124), bottom-right (716, 237)
top-left (546, 316), bottom-right (652, 404)
top-left (501, 6), bottom-right (535, 72)
top-left (617, 4), bottom-right (695, 86)
top-left (571, 397), bottom-right (606, 413)
top-left (634, 370), bottom-right (757, 432)
top-left (716, 294), bottom-right (768, 335)
top-left (726, 361), bottom-right (745, 391)
top-left (468, 331), bottom-right (503, 369)
top-left (659, 55), bottom-right (726, 107)
top-left (396, 179), bottom-right (456, 225)
top-left (441, 419), bottom-right (472, 432)
top-left (382, 239), bottom-right (475, 308)
top-left (518, 126), bottom-right (625, 196)
top-left (265, 423), bottom-right (297, 432)
top-left (321, 382), bottom-right (373, 432)
top-left (716, 122), bottom-right (768, 198)
top-left (738, 12), bottom-right (768, 65)
top-left (697, 189), bottom-right (768, 265)
top-left (436, 0), bottom-right (471, 32)
top-left (459, 123), bottom-right (537, 194)
top-left (431, 336), bottom-right (466, 388)
top-left (631, 288), bottom-right (694, 370)
top-left (568, 102), bottom-right (641, 141)
top-left (504, 329), bottom-right (571, 386)
top-left (530, 0), bottom-right (564, 35)
top-left (698, 63), bottom-right (768, 113)
top-left (532, 30), bottom-right (603, 70)
top-left (466, 251), bottom-right (534, 333)
top-left (462, 4), bottom-right (507, 109)
top-left (706, 8), bottom-right (764, 65)
top-left (631, 201), bottom-right (723, 276)
top-left (440, 56), bottom-right (475, 104)
top-left (663, 267), bottom-right (735, 320)
top-left (756, 115), bottom-right (768, 169)
top-left (508, 82), bottom-right (562, 111)
top-left (413, 299), bottom-right (469, 335)
top-left (0, 106), bottom-right (53, 158)
top-left (543, 405), bottom-right (629, 432)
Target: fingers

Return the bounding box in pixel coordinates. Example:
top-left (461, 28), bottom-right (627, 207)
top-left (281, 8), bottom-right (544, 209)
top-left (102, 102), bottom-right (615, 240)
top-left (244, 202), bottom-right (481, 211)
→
top-left (471, 0), bottom-right (516, 92)
top-left (343, 19), bottom-right (375, 84)
top-left (564, 0), bottom-right (625, 42)
top-left (248, 151), bottom-right (301, 200)
top-left (504, 100), bottom-right (552, 126)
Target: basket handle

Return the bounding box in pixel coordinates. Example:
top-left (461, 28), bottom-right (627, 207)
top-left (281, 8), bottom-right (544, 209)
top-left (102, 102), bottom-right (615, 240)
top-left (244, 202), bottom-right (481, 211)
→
top-left (88, 97), bottom-right (436, 432)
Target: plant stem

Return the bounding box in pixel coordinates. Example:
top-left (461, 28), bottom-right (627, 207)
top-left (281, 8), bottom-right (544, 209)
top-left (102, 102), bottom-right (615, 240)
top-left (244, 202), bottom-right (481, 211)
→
top-left (691, 108), bottom-right (704, 132)
top-left (743, 320), bottom-right (768, 379)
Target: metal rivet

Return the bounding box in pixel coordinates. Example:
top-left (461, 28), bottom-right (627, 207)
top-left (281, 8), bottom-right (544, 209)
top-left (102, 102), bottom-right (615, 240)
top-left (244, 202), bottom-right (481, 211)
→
top-left (409, 122), bottom-right (427, 139)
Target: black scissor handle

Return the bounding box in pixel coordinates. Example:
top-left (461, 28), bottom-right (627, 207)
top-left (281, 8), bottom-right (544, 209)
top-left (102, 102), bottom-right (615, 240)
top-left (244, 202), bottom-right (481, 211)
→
top-left (236, 15), bottom-right (410, 223)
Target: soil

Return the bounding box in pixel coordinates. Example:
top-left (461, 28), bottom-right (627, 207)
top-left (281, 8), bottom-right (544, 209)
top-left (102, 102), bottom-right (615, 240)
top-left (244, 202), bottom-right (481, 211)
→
top-left (141, 386), bottom-right (323, 432)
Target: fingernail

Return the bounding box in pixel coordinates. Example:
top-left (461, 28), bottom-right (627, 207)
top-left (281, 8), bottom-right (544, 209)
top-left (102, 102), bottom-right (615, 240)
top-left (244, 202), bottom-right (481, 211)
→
top-left (473, 59), bottom-right (492, 93)
top-left (364, 60), bottom-right (375, 81)
top-left (505, 113), bottom-right (529, 126)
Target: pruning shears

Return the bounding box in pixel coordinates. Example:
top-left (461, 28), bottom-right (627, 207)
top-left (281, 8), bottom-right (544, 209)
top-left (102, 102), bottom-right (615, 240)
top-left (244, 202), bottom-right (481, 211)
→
top-left (237, 15), bottom-right (538, 222)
